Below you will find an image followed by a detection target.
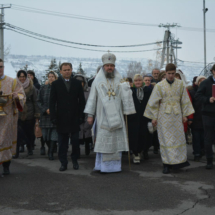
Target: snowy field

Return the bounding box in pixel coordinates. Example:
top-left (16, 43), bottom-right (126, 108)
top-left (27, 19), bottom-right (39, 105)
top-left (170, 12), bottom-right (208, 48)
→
top-left (4, 55), bottom-right (206, 84)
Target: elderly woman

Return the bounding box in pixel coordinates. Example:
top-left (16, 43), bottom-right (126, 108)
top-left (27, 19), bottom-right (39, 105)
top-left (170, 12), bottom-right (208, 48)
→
top-left (127, 74), bottom-right (153, 163)
top-left (74, 74), bottom-right (92, 156)
top-left (15, 70), bottom-right (40, 157)
top-left (188, 76), bottom-right (206, 161)
top-left (37, 71), bottom-right (58, 160)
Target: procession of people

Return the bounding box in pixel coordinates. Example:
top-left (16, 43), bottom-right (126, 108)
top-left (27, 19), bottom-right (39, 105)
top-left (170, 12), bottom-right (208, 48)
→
top-left (1, 53), bottom-right (215, 176)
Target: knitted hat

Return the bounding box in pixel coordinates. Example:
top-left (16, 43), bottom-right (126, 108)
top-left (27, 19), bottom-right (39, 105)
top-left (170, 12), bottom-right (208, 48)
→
top-left (102, 52), bottom-right (116, 66)
top-left (195, 76), bottom-right (206, 85)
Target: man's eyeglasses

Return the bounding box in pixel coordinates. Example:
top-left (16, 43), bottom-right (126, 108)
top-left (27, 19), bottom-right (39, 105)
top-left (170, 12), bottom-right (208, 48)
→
top-left (0, 66), bottom-right (4, 69)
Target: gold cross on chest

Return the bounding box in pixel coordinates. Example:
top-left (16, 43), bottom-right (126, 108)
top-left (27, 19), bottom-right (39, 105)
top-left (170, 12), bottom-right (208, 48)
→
top-left (107, 90), bottom-right (112, 99)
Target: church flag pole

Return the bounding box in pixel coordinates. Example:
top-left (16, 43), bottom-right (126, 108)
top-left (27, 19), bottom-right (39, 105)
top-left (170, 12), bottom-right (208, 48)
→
top-left (125, 115), bottom-right (131, 171)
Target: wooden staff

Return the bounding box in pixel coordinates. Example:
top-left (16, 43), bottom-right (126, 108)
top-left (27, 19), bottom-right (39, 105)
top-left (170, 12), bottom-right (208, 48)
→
top-left (125, 115), bottom-right (131, 171)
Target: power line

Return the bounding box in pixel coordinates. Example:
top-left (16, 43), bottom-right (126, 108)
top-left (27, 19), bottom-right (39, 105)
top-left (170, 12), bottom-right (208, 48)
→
top-left (11, 4), bottom-right (158, 27)
top-left (178, 59), bottom-right (205, 64)
top-left (10, 4), bottom-right (215, 33)
top-left (6, 27), bottom-right (163, 53)
top-left (5, 23), bottom-right (163, 48)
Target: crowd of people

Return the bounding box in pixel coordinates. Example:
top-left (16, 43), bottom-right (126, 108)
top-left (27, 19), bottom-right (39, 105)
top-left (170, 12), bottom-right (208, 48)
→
top-left (0, 53), bottom-right (215, 176)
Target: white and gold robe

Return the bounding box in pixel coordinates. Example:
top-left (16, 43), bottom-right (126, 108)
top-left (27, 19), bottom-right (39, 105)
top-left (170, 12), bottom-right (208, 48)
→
top-left (84, 68), bottom-right (135, 172)
top-left (0, 75), bottom-right (25, 164)
top-left (144, 79), bottom-right (194, 165)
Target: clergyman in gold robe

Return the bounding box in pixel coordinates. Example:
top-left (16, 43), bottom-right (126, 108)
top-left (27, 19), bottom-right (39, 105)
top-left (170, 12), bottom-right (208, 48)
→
top-left (0, 59), bottom-right (25, 176)
top-left (144, 63), bottom-right (194, 174)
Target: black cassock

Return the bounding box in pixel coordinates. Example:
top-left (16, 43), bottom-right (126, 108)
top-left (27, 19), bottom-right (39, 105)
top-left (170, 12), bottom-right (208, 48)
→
top-left (127, 86), bottom-right (152, 155)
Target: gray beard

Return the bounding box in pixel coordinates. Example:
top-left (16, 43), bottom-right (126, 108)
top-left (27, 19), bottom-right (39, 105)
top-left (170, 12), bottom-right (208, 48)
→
top-left (104, 70), bottom-right (115, 79)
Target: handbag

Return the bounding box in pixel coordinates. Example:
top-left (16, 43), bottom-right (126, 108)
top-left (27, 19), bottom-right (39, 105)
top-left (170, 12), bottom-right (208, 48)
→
top-left (35, 122), bottom-right (42, 138)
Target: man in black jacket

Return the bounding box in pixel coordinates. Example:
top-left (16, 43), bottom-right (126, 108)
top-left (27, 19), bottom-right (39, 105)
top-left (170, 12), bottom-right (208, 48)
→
top-left (50, 62), bottom-right (85, 171)
top-left (195, 64), bottom-right (215, 169)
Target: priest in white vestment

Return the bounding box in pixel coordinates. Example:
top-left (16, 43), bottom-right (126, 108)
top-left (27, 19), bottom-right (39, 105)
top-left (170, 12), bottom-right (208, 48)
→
top-left (84, 52), bottom-right (135, 173)
top-left (144, 63), bottom-right (194, 174)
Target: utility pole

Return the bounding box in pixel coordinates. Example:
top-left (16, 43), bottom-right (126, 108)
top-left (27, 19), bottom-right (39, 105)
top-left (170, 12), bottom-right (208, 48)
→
top-left (203, 0), bottom-right (208, 75)
top-left (172, 39), bottom-right (182, 67)
top-left (159, 23), bottom-right (180, 68)
top-left (0, 4), bottom-right (11, 61)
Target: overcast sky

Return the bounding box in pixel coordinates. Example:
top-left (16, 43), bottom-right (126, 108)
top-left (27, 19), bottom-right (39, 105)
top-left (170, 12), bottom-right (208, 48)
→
top-left (3, 0), bottom-right (215, 64)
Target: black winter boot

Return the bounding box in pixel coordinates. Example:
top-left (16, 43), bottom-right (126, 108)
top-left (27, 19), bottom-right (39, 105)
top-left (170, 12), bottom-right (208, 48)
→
top-left (163, 164), bottom-right (170, 174)
top-left (206, 158), bottom-right (213, 169)
top-left (48, 141), bottom-right (55, 160)
top-left (72, 157), bottom-right (79, 170)
top-left (3, 161), bottom-right (11, 175)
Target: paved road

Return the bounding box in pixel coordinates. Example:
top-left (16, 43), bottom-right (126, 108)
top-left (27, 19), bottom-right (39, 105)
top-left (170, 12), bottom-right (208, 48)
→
top-left (1, 141), bottom-right (215, 215)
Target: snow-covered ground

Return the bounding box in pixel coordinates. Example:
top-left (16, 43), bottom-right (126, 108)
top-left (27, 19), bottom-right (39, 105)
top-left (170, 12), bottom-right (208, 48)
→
top-left (5, 54), bottom-right (209, 84)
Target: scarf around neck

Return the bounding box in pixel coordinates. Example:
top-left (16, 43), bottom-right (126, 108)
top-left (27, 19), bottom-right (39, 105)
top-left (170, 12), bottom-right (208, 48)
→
top-left (17, 77), bottom-right (30, 89)
top-left (136, 87), bottom-right (144, 101)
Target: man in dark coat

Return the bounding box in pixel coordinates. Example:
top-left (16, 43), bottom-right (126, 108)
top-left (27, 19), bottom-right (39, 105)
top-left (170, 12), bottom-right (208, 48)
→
top-left (188, 76), bottom-right (206, 161)
top-left (50, 62), bottom-right (85, 171)
top-left (195, 64), bottom-right (215, 169)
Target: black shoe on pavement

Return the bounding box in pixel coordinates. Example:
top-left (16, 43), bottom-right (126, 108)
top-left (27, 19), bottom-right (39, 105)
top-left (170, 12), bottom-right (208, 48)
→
top-left (3, 167), bottom-right (10, 175)
top-left (40, 146), bottom-right (46, 155)
top-left (48, 141), bottom-right (55, 160)
top-left (59, 165), bottom-right (67, 171)
top-left (163, 166), bottom-right (170, 174)
top-left (206, 158), bottom-right (213, 169)
top-left (2, 161), bottom-right (11, 175)
top-left (72, 160), bottom-right (79, 170)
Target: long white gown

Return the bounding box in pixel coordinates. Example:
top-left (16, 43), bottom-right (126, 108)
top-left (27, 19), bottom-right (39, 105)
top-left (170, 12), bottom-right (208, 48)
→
top-left (84, 68), bottom-right (135, 172)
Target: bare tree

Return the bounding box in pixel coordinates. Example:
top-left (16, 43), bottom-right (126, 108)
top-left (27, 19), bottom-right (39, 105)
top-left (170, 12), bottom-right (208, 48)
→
top-left (4, 45), bottom-right (11, 61)
top-left (126, 61), bottom-right (144, 78)
top-left (144, 42), bottom-right (164, 73)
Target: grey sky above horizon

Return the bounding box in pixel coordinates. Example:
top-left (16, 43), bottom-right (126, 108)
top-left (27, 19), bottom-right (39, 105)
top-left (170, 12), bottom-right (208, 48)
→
top-left (3, 0), bottom-right (215, 65)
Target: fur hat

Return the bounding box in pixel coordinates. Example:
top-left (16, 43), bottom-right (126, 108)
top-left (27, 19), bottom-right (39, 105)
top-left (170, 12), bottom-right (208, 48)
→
top-left (195, 76), bottom-right (206, 85)
top-left (102, 52), bottom-right (116, 66)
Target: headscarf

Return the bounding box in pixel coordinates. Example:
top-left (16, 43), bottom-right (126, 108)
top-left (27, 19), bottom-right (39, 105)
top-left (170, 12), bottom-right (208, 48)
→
top-left (176, 69), bottom-right (189, 86)
top-left (17, 70), bottom-right (30, 89)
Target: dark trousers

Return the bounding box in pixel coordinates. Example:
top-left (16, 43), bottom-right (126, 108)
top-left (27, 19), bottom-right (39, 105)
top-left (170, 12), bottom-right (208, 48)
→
top-left (202, 115), bottom-right (215, 159)
top-left (3, 161), bottom-right (11, 168)
top-left (58, 132), bottom-right (79, 166)
top-left (191, 129), bottom-right (204, 156)
top-left (17, 119), bottom-right (35, 154)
